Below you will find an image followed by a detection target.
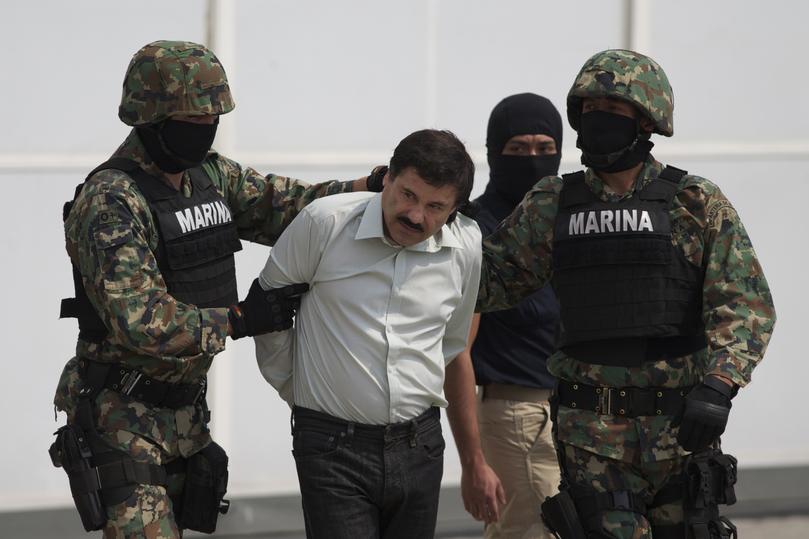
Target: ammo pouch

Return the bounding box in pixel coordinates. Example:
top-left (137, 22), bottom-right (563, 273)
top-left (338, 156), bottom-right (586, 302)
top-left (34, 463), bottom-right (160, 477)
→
top-left (171, 441), bottom-right (231, 533)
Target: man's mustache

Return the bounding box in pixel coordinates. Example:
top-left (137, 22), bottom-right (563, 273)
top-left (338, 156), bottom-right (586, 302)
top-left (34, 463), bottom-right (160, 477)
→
top-left (398, 216), bottom-right (424, 232)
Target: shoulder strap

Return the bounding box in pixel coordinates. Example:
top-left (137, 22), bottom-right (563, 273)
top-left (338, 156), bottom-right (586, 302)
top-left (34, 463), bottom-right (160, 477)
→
top-left (639, 165), bottom-right (687, 204)
top-left (86, 157), bottom-right (140, 180)
top-left (558, 171), bottom-right (593, 208)
top-left (187, 164), bottom-right (214, 191)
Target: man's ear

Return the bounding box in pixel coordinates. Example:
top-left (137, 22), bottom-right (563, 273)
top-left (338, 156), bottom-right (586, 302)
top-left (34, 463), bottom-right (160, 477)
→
top-left (382, 171), bottom-right (392, 189)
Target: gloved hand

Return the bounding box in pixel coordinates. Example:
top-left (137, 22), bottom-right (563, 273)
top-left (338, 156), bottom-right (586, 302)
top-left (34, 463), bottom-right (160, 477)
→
top-left (228, 279), bottom-right (309, 339)
top-left (675, 376), bottom-right (733, 452)
top-left (366, 165), bottom-right (388, 192)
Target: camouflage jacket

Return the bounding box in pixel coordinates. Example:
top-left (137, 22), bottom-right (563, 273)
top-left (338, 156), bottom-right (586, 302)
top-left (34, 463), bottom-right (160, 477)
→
top-left (477, 157), bottom-right (776, 463)
top-left (54, 130), bottom-right (354, 456)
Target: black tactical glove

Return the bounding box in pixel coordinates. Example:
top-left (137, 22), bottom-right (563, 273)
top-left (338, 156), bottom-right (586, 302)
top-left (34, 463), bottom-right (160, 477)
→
top-left (366, 165), bottom-right (388, 192)
top-left (228, 279), bottom-right (309, 339)
top-left (675, 376), bottom-right (733, 452)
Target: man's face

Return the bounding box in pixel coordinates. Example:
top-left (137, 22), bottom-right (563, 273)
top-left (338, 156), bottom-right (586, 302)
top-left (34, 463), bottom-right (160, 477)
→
top-left (502, 133), bottom-right (557, 156)
top-left (380, 167), bottom-right (459, 247)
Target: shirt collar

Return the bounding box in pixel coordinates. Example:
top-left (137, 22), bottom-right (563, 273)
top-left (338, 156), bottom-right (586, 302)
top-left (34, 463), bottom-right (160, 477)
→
top-left (355, 193), bottom-right (463, 252)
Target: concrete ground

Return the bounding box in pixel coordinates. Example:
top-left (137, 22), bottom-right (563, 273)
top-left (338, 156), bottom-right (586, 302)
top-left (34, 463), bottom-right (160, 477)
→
top-left (730, 516), bottom-right (809, 539)
top-left (214, 515), bottom-right (809, 538)
top-left (6, 466), bottom-right (807, 538)
top-left (4, 508), bottom-right (808, 538)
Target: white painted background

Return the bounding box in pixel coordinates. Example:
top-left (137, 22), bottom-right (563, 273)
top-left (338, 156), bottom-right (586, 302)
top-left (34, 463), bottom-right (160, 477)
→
top-left (0, 0), bottom-right (805, 511)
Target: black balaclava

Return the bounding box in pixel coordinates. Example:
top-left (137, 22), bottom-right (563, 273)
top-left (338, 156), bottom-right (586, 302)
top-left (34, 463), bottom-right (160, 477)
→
top-left (137, 117), bottom-right (219, 173)
top-left (487, 93), bottom-right (563, 207)
top-left (577, 110), bottom-right (653, 173)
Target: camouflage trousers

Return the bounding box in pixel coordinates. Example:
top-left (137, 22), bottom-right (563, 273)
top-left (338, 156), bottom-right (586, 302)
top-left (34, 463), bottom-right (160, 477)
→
top-left (97, 428), bottom-right (185, 539)
top-left (560, 444), bottom-right (685, 539)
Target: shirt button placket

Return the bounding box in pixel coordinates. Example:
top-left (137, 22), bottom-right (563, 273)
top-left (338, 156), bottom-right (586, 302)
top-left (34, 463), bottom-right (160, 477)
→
top-left (387, 250), bottom-right (405, 423)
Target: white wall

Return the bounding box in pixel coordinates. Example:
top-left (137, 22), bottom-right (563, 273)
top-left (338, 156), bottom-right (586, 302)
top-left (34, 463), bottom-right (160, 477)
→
top-left (0, 0), bottom-right (805, 512)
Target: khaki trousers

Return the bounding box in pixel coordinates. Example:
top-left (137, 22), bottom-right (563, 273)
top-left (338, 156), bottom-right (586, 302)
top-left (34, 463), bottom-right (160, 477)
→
top-left (478, 385), bottom-right (561, 539)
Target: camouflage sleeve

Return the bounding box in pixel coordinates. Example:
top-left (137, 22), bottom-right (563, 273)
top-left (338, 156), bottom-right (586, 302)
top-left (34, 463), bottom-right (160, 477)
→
top-left (205, 155), bottom-right (355, 245)
top-left (476, 178), bottom-right (560, 312)
top-left (701, 190), bottom-right (776, 387)
top-left (68, 173), bottom-right (229, 359)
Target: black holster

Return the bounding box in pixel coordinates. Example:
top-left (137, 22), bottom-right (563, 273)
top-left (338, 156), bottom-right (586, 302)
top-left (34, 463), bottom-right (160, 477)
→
top-left (49, 423), bottom-right (107, 531)
top-left (541, 490), bottom-right (589, 539)
top-left (683, 450), bottom-right (738, 539)
top-left (49, 397), bottom-right (167, 532)
top-left (649, 448), bottom-right (738, 539)
top-left (171, 442), bottom-right (231, 533)
top-left (543, 485), bottom-right (646, 539)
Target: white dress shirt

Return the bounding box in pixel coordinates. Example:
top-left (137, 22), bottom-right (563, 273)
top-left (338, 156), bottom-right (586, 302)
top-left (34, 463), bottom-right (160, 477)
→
top-left (254, 191), bottom-right (481, 424)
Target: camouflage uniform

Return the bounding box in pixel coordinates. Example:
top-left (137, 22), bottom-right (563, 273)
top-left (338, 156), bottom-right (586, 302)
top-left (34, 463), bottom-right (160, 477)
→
top-left (53, 41), bottom-right (354, 538)
top-left (477, 50), bottom-right (776, 538)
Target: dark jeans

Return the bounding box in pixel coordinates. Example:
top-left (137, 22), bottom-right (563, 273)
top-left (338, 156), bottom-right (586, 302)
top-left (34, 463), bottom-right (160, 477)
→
top-left (291, 406), bottom-right (445, 539)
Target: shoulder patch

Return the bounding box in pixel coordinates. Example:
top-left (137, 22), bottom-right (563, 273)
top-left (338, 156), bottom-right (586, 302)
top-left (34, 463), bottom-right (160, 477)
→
top-left (706, 198), bottom-right (736, 225)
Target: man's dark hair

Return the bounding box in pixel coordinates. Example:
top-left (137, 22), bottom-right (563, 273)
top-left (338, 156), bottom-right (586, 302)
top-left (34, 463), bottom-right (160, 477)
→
top-left (388, 129), bottom-right (475, 205)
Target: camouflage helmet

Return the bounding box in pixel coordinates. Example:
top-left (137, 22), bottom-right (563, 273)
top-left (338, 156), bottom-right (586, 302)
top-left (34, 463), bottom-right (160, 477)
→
top-left (118, 40), bottom-right (235, 126)
top-left (567, 49), bottom-right (673, 137)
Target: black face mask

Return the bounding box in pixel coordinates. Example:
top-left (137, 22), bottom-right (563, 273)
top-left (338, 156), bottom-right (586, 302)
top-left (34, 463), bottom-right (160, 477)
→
top-left (577, 110), bottom-right (653, 173)
top-left (485, 94), bottom-right (563, 208)
top-left (489, 153), bottom-right (561, 206)
top-left (137, 118), bottom-right (219, 173)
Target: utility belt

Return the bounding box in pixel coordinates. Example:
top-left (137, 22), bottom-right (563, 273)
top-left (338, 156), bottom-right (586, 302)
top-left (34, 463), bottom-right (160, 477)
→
top-left (50, 360), bottom-right (228, 533)
top-left (541, 448), bottom-right (738, 539)
top-left (79, 359), bottom-right (208, 410)
top-left (555, 380), bottom-right (690, 417)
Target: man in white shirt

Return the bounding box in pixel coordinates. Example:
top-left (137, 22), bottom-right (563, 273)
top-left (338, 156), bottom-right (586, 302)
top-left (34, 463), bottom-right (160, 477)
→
top-left (255, 129), bottom-right (504, 538)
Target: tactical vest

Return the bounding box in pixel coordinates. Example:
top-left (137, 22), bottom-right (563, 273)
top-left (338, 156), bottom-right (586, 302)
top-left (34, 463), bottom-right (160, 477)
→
top-left (60, 158), bottom-right (242, 343)
top-left (551, 166), bottom-right (706, 367)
